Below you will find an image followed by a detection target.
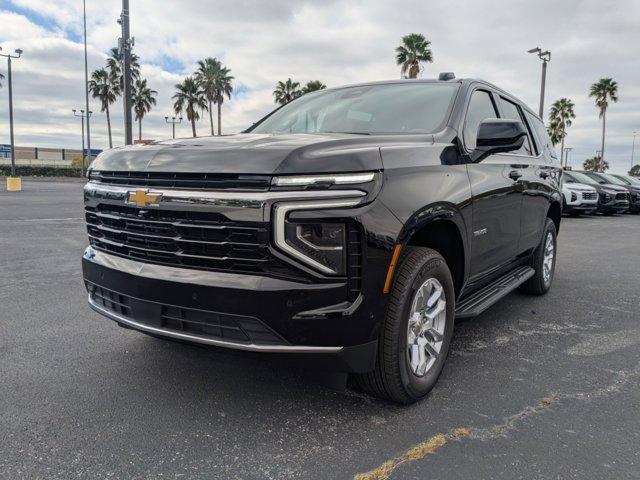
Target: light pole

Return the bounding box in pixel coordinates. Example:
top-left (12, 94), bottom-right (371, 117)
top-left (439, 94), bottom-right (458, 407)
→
top-left (1, 46), bottom-right (23, 191)
top-left (563, 147), bottom-right (573, 167)
top-left (528, 47), bottom-right (551, 118)
top-left (632, 131), bottom-right (639, 170)
top-left (165, 116), bottom-right (182, 139)
top-left (73, 109), bottom-right (92, 171)
top-left (118, 0), bottom-right (134, 145)
top-left (82, 0), bottom-right (91, 177)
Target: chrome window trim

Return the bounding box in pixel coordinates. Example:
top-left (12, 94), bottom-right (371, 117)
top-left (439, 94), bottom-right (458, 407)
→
top-left (273, 198), bottom-right (364, 275)
top-left (88, 295), bottom-right (343, 353)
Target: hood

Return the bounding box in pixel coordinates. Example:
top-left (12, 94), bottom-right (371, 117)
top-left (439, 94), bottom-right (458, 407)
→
top-left (564, 182), bottom-right (596, 192)
top-left (598, 183), bottom-right (629, 193)
top-left (89, 133), bottom-right (389, 174)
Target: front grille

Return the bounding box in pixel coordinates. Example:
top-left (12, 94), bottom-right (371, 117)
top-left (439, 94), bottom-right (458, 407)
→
top-left (582, 191), bottom-right (597, 200)
top-left (87, 282), bottom-right (286, 345)
top-left (616, 192), bottom-right (629, 201)
top-left (86, 204), bottom-right (302, 279)
top-left (89, 170), bottom-right (272, 191)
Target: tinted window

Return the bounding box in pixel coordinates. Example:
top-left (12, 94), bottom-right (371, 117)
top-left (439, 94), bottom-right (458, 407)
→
top-left (463, 90), bottom-right (498, 150)
top-left (565, 171), bottom-right (598, 185)
top-left (584, 172), bottom-right (607, 184)
top-left (525, 110), bottom-right (557, 161)
top-left (251, 83), bottom-right (458, 135)
top-left (499, 97), bottom-right (533, 156)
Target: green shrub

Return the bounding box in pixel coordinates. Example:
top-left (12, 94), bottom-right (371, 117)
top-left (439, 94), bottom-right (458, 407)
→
top-left (0, 165), bottom-right (84, 177)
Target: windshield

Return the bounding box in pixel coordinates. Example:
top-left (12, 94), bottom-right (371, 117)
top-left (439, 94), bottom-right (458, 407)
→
top-left (618, 175), bottom-right (640, 186)
top-left (601, 174), bottom-right (628, 186)
top-left (250, 83), bottom-right (459, 135)
top-left (565, 171), bottom-right (599, 185)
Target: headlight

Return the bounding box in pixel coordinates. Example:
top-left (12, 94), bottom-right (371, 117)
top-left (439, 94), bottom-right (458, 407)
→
top-left (602, 193), bottom-right (612, 202)
top-left (272, 172), bottom-right (375, 187)
top-left (285, 223), bottom-right (346, 274)
top-left (273, 198), bottom-right (362, 275)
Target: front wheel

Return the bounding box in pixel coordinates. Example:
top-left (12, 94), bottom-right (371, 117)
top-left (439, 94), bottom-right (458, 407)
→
top-left (519, 218), bottom-right (557, 295)
top-left (354, 247), bottom-right (455, 404)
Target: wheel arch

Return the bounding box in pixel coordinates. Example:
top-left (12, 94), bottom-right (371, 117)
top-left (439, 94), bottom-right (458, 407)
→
top-left (547, 200), bottom-right (562, 233)
top-left (398, 204), bottom-right (468, 297)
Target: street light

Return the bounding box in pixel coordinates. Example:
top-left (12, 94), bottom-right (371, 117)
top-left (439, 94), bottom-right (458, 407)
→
top-left (82, 0), bottom-right (91, 178)
top-left (165, 115), bottom-right (183, 139)
top-left (73, 109), bottom-right (92, 172)
top-left (528, 47), bottom-right (551, 118)
top-left (563, 147), bottom-right (573, 167)
top-left (0, 46), bottom-right (23, 191)
top-left (632, 131), bottom-right (639, 169)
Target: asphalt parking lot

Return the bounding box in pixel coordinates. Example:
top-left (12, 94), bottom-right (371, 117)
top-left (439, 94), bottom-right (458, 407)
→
top-left (1, 179), bottom-right (639, 480)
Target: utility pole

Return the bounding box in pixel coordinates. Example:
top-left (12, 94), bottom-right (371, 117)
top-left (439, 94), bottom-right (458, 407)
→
top-left (563, 147), bottom-right (572, 167)
top-left (73, 109), bottom-right (92, 167)
top-left (528, 47), bottom-right (551, 118)
top-left (165, 116), bottom-right (182, 139)
top-left (632, 131), bottom-right (639, 170)
top-left (82, 0), bottom-right (91, 176)
top-left (1, 46), bottom-right (23, 191)
top-left (119, 0), bottom-right (133, 145)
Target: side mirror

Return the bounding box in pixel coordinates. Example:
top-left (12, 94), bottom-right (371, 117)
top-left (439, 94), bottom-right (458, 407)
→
top-left (470, 118), bottom-right (526, 163)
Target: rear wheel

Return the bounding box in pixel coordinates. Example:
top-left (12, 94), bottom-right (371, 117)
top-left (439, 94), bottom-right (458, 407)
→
top-left (354, 247), bottom-right (455, 404)
top-left (519, 218), bottom-right (557, 295)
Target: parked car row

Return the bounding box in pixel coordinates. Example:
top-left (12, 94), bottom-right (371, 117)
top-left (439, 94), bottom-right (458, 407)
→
top-left (562, 170), bottom-right (640, 215)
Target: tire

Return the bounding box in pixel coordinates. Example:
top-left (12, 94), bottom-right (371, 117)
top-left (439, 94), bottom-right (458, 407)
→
top-left (519, 218), bottom-right (557, 296)
top-left (354, 247), bottom-right (455, 404)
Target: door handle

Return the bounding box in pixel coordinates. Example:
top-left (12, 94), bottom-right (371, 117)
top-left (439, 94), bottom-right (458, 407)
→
top-left (508, 170), bottom-right (522, 181)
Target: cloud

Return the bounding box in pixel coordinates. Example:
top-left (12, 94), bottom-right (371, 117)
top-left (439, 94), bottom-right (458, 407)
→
top-left (0, 0), bottom-right (639, 173)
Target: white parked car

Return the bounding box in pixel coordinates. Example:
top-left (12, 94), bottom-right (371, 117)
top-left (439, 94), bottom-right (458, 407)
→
top-left (562, 180), bottom-right (598, 215)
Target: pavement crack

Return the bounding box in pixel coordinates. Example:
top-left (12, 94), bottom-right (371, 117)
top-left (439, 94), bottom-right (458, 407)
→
top-left (353, 362), bottom-right (640, 480)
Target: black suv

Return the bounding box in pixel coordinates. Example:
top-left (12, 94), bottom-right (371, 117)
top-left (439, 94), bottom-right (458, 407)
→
top-left (83, 77), bottom-right (562, 403)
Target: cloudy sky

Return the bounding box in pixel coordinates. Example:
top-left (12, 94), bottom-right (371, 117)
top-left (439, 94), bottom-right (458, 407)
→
top-left (0, 0), bottom-right (638, 172)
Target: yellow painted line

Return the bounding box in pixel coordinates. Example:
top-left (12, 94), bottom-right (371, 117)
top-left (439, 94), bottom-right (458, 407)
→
top-left (354, 428), bottom-right (469, 480)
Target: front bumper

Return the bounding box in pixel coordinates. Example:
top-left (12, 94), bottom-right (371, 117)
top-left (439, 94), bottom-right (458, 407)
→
top-left (82, 248), bottom-right (379, 372)
top-left (598, 201), bottom-right (629, 213)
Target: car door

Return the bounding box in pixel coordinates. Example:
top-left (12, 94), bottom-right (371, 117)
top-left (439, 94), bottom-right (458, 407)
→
top-left (463, 87), bottom-right (522, 279)
top-left (496, 97), bottom-right (555, 253)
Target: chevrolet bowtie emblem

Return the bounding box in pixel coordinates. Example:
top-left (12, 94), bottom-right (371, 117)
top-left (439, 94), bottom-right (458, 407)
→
top-left (126, 189), bottom-right (162, 208)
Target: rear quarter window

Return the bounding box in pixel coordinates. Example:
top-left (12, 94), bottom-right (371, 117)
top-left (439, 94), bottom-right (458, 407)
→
top-left (525, 110), bottom-right (558, 162)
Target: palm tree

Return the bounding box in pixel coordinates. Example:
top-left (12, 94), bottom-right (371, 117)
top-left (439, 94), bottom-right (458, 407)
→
top-left (273, 78), bottom-right (302, 105)
top-left (194, 57), bottom-right (219, 136)
top-left (302, 80), bottom-right (326, 94)
top-left (212, 64), bottom-right (233, 136)
top-left (88, 68), bottom-right (118, 148)
top-left (195, 58), bottom-right (235, 136)
top-left (395, 33), bottom-right (433, 79)
top-left (548, 98), bottom-right (576, 166)
top-left (106, 46), bottom-right (141, 93)
top-left (131, 78), bottom-right (157, 141)
top-left (583, 156), bottom-right (609, 172)
top-left (589, 78), bottom-right (618, 171)
top-left (173, 76), bottom-right (208, 138)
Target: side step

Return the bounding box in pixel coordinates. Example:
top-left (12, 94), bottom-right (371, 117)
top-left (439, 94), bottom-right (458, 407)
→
top-left (455, 266), bottom-right (534, 318)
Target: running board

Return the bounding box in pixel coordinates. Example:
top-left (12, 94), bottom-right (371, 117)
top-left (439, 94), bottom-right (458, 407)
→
top-left (455, 266), bottom-right (535, 318)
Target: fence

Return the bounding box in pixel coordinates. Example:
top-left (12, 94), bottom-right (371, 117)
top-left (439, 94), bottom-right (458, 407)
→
top-left (0, 145), bottom-right (101, 168)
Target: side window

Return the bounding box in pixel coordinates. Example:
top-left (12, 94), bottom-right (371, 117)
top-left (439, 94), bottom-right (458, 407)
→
top-left (463, 90), bottom-right (498, 150)
top-left (524, 110), bottom-right (558, 162)
top-left (499, 97), bottom-right (534, 156)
